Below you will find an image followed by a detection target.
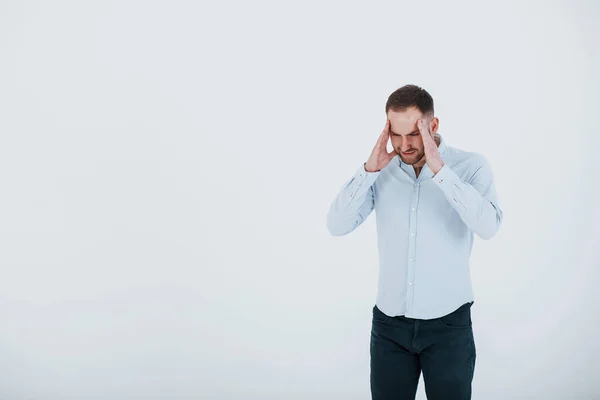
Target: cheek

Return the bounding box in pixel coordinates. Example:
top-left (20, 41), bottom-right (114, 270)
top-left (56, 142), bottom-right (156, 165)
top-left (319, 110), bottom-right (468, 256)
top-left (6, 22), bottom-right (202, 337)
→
top-left (391, 137), bottom-right (422, 150)
top-left (409, 137), bottom-right (423, 149)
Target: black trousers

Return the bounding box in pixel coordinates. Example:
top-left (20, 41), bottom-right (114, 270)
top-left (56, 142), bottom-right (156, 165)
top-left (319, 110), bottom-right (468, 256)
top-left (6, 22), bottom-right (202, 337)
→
top-left (370, 302), bottom-right (476, 400)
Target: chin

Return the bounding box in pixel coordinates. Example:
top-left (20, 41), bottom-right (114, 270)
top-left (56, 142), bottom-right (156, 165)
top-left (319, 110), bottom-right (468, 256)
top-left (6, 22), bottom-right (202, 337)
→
top-left (400, 156), bottom-right (418, 165)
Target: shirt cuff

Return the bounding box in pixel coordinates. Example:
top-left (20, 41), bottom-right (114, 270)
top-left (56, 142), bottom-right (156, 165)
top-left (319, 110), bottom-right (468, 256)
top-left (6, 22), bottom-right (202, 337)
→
top-left (432, 164), bottom-right (460, 188)
top-left (347, 163), bottom-right (380, 195)
top-left (357, 162), bottom-right (381, 183)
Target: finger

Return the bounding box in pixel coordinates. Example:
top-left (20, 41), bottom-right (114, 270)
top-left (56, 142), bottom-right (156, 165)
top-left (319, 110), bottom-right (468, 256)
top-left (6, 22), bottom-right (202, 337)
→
top-left (377, 119), bottom-right (390, 149)
top-left (383, 119), bottom-right (391, 142)
top-left (417, 118), bottom-right (429, 134)
top-left (420, 134), bottom-right (435, 157)
top-left (418, 119), bottom-right (434, 144)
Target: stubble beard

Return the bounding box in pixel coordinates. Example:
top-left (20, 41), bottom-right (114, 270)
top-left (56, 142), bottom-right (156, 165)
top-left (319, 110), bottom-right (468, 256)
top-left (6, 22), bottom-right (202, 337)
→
top-left (398, 149), bottom-right (425, 166)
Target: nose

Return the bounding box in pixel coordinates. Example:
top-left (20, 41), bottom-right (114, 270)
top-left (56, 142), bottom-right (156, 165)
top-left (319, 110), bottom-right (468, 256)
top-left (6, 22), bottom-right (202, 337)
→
top-left (401, 143), bottom-right (413, 152)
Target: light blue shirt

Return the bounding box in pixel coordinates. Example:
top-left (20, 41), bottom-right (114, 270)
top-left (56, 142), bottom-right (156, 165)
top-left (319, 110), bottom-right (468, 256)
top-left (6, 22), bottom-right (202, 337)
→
top-left (327, 134), bottom-right (503, 319)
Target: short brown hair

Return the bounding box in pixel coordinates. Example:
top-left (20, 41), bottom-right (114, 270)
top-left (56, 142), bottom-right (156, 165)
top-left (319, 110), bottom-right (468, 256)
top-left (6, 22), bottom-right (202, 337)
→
top-left (385, 85), bottom-right (434, 116)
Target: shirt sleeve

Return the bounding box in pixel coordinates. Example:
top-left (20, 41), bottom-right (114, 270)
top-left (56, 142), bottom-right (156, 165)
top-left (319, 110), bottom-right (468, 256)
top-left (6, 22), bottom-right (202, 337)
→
top-left (432, 156), bottom-right (503, 239)
top-left (326, 163), bottom-right (380, 236)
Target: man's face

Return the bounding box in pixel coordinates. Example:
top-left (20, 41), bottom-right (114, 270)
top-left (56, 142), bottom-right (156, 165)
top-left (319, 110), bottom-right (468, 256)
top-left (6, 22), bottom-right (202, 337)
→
top-left (387, 107), bottom-right (438, 166)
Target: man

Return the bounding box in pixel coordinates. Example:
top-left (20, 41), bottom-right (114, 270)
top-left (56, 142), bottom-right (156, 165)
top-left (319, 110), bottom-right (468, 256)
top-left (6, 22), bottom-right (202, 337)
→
top-left (326, 85), bottom-right (503, 400)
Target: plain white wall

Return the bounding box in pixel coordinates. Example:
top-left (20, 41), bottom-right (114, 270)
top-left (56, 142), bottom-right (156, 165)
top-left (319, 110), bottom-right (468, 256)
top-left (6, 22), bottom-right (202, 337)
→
top-left (0, 0), bottom-right (598, 399)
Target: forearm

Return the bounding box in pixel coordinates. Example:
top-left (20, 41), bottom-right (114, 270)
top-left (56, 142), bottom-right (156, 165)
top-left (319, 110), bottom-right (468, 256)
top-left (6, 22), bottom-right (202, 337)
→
top-left (327, 163), bottom-right (379, 236)
top-left (433, 164), bottom-right (503, 239)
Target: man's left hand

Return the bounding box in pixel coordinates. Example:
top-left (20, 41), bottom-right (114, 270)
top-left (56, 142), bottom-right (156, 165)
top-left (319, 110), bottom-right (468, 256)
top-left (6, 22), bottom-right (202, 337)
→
top-left (418, 118), bottom-right (444, 175)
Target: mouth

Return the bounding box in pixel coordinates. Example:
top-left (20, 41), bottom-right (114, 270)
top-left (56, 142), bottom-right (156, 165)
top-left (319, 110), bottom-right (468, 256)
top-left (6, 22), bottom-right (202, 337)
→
top-left (402, 150), bottom-right (416, 156)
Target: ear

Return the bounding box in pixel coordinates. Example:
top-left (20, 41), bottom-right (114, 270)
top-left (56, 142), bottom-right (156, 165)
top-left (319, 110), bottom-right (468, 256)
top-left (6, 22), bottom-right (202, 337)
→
top-left (430, 117), bottom-right (439, 134)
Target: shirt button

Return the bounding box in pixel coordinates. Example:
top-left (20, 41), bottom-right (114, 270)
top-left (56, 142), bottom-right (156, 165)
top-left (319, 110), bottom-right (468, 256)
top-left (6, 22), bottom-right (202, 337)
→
top-left (412, 207), bottom-right (416, 211)
top-left (408, 282), bottom-right (413, 285)
top-left (409, 258), bottom-right (414, 262)
top-left (413, 183), bottom-right (418, 187)
top-left (410, 233), bottom-right (415, 236)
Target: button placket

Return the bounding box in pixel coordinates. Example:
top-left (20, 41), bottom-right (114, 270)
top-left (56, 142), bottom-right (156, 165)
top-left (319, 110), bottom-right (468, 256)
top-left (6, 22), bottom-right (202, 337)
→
top-left (405, 181), bottom-right (420, 312)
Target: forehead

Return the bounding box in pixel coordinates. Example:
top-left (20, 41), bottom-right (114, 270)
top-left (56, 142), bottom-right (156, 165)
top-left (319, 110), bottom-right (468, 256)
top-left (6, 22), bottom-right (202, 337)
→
top-left (387, 107), bottom-right (422, 134)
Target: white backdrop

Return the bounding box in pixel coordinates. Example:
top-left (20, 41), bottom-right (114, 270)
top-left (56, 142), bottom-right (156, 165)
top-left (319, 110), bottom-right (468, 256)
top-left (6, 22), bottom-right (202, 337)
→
top-left (0, 1), bottom-right (598, 399)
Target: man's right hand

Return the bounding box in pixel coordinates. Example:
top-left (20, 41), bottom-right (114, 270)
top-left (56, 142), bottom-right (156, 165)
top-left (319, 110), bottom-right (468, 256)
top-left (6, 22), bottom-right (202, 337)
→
top-left (364, 120), bottom-right (397, 172)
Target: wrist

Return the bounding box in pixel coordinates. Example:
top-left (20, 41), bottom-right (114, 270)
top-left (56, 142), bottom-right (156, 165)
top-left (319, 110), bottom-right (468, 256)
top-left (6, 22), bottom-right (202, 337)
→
top-left (364, 162), bottom-right (379, 173)
top-left (430, 161), bottom-right (444, 175)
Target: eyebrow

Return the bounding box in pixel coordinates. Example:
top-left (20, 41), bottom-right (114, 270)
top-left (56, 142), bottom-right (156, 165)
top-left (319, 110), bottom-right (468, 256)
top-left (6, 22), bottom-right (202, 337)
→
top-left (390, 129), bottom-right (419, 136)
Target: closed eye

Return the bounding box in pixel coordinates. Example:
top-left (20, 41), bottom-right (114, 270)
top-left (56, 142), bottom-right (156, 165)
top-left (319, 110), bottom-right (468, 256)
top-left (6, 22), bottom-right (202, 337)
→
top-left (390, 130), bottom-right (420, 137)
